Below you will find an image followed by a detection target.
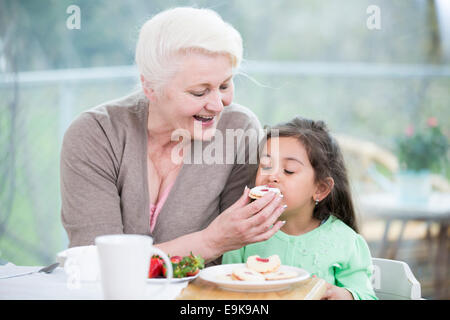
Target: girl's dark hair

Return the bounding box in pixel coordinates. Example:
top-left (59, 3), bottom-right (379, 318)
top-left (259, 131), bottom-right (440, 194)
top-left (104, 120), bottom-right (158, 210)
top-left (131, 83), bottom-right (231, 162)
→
top-left (264, 116), bottom-right (358, 232)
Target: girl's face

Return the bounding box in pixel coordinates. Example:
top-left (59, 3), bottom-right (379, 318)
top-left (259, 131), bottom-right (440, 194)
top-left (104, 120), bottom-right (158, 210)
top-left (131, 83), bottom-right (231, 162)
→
top-left (145, 51), bottom-right (234, 141)
top-left (255, 137), bottom-right (321, 219)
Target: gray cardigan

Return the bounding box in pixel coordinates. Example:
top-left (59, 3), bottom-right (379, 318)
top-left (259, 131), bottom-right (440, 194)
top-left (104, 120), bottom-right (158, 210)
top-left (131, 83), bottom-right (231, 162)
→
top-left (60, 91), bottom-right (261, 252)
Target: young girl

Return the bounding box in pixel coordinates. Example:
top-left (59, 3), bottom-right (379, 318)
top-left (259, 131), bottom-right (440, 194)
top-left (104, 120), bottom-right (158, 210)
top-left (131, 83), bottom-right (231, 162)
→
top-left (222, 116), bottom-right (377, 300)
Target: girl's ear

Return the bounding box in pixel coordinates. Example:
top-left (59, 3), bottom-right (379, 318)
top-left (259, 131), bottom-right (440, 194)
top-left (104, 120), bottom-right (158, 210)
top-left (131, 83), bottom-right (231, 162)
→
top-left (314, 177), bottom-right (334, 202)
top-left (140, 75), bottom-right (157, 102)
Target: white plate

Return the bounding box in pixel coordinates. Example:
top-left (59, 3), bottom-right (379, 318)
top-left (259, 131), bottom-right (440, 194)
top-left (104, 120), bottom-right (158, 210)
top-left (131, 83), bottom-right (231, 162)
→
top-left (199, 263), bottom-right (310, 292)
top-left (147, 273), bottom-right (200, 284)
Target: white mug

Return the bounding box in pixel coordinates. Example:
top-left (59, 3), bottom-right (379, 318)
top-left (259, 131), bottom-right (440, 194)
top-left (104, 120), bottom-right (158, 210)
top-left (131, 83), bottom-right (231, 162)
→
top-left (95, 234), bottom-right (173, 300)
top-left (61, 245), bottom-right (100, 284)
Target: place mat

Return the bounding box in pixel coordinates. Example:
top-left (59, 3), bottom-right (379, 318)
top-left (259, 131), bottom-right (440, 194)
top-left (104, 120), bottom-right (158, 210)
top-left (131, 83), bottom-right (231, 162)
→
top-left (177, 276), bottom-right (327, 300)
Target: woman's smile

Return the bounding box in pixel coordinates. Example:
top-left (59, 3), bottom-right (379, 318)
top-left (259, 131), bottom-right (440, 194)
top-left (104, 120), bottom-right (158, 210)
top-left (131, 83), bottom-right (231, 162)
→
top-left (193, 114), bottom-right (216, 127)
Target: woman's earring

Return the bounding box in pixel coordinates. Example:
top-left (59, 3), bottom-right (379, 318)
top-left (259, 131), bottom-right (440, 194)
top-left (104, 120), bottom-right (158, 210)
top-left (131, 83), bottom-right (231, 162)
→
top-left (315, 199), bottom-right (319, 206)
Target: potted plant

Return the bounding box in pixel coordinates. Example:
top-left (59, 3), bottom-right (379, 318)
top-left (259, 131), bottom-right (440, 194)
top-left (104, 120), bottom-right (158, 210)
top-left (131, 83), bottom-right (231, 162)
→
top-left (395, 117), bottom-right (449, 202)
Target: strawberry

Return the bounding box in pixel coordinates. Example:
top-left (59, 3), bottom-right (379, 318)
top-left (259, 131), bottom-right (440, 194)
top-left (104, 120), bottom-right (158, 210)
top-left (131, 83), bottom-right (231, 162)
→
top-left (186, 269), bottom-right (200, 277)
top-left (148, 255), bottom-right (163, 278)
top-left (162, 255), bottom-right (182, 277)
top-left (162, 263), bottom-right (168, 277)
top-left (170, 256), bottom-right (182, 264)
top-left (161, 252), bottom-right (205, 278)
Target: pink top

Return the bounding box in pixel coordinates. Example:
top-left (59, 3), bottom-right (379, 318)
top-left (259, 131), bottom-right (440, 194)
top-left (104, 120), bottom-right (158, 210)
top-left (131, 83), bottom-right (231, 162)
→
top-left (149, 181), bottom-right (175, 233)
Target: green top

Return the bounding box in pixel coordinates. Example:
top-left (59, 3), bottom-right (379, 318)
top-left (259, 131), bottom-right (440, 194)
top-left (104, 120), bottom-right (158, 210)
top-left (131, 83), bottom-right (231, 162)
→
top-left (222, 215), bottom-right (378, 300)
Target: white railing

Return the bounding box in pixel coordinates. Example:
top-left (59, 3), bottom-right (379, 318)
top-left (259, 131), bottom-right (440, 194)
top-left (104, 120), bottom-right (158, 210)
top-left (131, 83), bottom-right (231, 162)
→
top-left (1, 61), bottom-right (450, 87)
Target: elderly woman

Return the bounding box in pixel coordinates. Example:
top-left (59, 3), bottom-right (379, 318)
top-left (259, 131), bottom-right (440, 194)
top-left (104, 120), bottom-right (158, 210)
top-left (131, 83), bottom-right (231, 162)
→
top-left (60, 7), bottom-right (286, 265)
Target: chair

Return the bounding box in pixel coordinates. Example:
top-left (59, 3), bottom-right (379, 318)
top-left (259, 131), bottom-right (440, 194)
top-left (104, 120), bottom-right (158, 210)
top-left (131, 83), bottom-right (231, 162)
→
top-left (335, 134), bottom-right (399, 188)
top-left (371, 257), bottom-right (422, 300)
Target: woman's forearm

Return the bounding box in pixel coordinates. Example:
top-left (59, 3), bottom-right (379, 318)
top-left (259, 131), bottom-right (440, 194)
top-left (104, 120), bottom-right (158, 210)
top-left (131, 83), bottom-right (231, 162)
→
top-left (153, 189), bottom-right (284, 263)
top-left (153, 229), bottom-right (223, 263)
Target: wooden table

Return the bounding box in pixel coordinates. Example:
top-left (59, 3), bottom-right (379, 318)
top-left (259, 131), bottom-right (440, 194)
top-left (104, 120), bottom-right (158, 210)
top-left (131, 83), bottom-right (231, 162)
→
top-left (177, 277), bottom-right (327, 300)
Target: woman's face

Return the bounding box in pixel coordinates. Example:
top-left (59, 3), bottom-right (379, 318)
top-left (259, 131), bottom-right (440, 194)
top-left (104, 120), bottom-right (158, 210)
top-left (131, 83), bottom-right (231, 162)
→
top-left (255, 137), bottom-right (318, 219)
top-left (148, 52), bottom-right (234, 141)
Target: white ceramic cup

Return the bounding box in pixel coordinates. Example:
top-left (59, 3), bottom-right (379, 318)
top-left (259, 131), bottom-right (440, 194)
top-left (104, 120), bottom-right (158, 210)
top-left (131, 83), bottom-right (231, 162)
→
top-left (95, 234), bottom-right (173, 300)
top-left (61, 245), bottom-right (100, 283)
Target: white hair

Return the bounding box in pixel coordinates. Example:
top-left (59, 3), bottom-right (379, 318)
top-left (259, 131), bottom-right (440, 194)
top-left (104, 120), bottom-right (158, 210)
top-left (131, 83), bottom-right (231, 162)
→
top-left (135, 7), bottom-right (243, 93)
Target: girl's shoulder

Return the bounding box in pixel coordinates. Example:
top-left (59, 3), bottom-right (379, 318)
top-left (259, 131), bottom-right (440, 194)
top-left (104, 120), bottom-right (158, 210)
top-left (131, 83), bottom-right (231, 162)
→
top-left (324, 215), bottom-right (362, 241)
top-left (321, 216), bottom-right (372, 259)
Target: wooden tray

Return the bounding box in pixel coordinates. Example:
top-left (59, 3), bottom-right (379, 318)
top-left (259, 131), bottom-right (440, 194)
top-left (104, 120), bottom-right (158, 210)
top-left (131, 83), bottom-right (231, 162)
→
top-left (177, 277), bottom-right (327, 300)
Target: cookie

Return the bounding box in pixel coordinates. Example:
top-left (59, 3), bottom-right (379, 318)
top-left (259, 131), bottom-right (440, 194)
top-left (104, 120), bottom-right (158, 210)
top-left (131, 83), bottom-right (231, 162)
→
top-left (231, 267), bottom-right (266, 282)
top-left (215, 273), bottom-right (234, 281)
top-left (248, 185), bottom-right (281, 200)
top-left (264, 270), bottom-right (298, 281)
top-left (246, 255), bottom-right (281, 273)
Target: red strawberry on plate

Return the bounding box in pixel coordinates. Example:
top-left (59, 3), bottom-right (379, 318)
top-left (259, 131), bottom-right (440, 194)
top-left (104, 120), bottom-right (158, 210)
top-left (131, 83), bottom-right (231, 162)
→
top-left (148, 256), bottom-right (164, 278)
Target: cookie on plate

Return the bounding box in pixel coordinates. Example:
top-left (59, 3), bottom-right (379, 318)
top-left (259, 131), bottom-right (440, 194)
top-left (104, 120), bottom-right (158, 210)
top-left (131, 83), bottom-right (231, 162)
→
top-left (248, 185), bottom-right (281, 200)
top-left (246, 255), bottom-right (281, 273)
top-left (215, 273), bottom-right (234, 282)
top-left (264, 270), bottom-right (298, 281)
top-left (231, 267), bottom-right (265, 282)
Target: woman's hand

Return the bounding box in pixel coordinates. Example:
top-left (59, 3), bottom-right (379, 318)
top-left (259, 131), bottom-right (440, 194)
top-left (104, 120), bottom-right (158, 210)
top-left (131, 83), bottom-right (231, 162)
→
top-left (201, 186), bottom-right (286, 259)
top-left (321, 282), bottom-right (354, 300)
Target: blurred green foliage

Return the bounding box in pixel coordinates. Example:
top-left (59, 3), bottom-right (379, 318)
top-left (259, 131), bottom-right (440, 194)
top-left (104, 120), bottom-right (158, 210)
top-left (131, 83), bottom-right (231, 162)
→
top-left (396, 119), bottom-right (449, 172)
